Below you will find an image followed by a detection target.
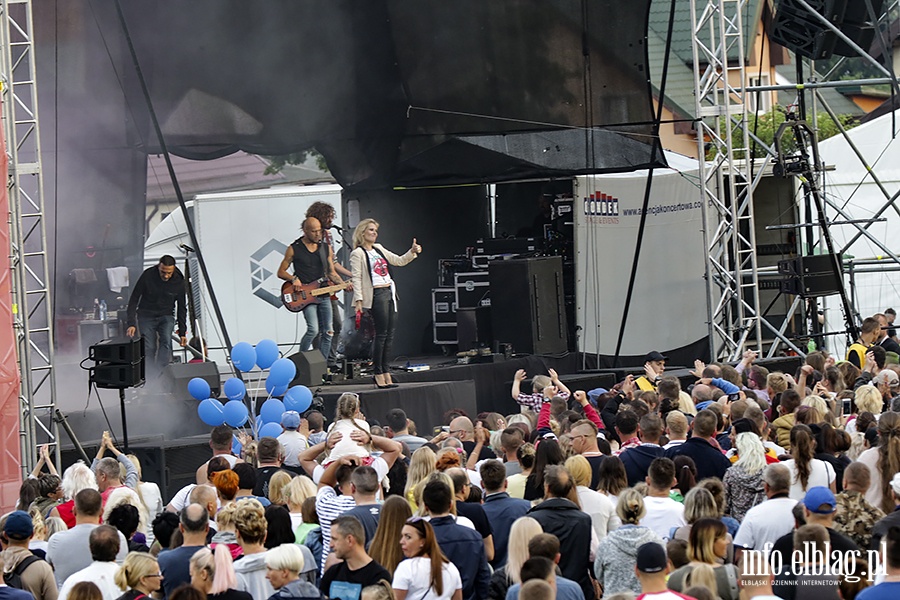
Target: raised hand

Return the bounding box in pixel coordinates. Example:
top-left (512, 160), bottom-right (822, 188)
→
top-left (411, 238), bottom-right (422, 254)
top-left (514, 369), bottom-right (527, 382)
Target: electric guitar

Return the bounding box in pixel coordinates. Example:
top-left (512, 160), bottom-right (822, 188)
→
top-left (281, 279), bottom-right (350, 312)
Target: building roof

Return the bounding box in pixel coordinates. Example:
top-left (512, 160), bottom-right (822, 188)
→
top-left (647, 0), bottom-right (767, 68)
top-left (146, 151), bottom-right (333, 203)
top-left (774, 65), bottom-right (867, 116)
top-left (646, 0), bottom-right (768, 119)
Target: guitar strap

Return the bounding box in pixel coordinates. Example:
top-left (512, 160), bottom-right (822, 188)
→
top-left (317, 241), bottom-right (329, 280)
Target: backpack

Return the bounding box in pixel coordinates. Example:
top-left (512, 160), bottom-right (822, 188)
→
top-left (3, 554), bottom-right (41, 589)
top-left (302, 525), bottom-right (324, 571)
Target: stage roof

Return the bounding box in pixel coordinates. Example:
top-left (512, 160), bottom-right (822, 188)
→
top-left (114, 0), bottom-right (664, 189)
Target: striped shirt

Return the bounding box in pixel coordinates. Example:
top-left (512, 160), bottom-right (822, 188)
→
top-left (315, 486), bottom-right (355, 575)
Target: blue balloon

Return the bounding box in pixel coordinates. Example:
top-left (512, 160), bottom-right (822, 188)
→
top-left (223, 377), bottom-right (246, 401)
top-left (198, 398), bottom-right (225, 426)
top-left (284, 386), bottom-right (313, 413)
top-left (258, 421), bottom-right (283, 439)
top-left (187, 377), bottom-right (211, 401)
top-left (223, 400), bottom-right (249, 427)
top-left (255, 339), bottom-right (279, 370)
top-left (260, 398), bottom-right (285, 424)
top-left (231, 342), bottom-right (257, 372)
top-left (268, 357), bottom-right (297, 387)
top-left (231, 435), bottom-right (242, 456)
top-left (265, 376), bottom-right (289, 397)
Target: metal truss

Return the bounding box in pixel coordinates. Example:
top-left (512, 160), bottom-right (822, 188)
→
top-left (0, 0), bottom-right (58, 473)
top-left (690, 0), bottom-right (764, 361)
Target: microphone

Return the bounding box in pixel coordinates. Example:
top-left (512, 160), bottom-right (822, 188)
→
top-left (331, 225), bottom-right (344, 232)
top-left (180, 243), bottom-right (195, 252)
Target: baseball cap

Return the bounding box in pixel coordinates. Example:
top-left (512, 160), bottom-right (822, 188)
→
top-left (3, 510), bottom-right (33, 540)
top-left (281, 411), bottom-right (301, 430)
top-left (587, 388), bottom-right (608, 405)
top-left (803, 486), bottom-right (837, 514)
top-left (891, 473), bottom-right (900, 496)
top-left (876, 370), bottom-right (900, 388)
top-left (636, 542), bottom-right (667, 573)
top-left (645, 351), bottom-right (668, 363)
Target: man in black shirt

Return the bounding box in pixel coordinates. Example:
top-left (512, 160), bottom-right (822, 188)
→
top-left (320, 516), bottom-right (390, 600)
top-left (252, 437), bottom-right (286, 498)
top-left (277, 216), bottom-right (345, 360)
top-left (126, 255), bottom-right (187, 374)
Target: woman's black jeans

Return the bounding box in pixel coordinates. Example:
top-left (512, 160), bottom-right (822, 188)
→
top-left (371, 287), bottom-right (396, 375)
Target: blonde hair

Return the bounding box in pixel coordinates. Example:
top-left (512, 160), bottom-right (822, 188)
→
top-left (617, 488), bottom-right (646, 524)
top-left (191, 546), bottom-right (237, 594)
top-left (855, 385), bottom-right (883, 415)
top-left (685, 563), bottom-right (718, 592)
top-left (733, 432), bottom-right (766, 474)
top-left (286, 475), bottom-right (317, 510)
top-left (265, 543), bottom-right (306, 573)
top-left (103, 486), bottom-right (148, 534)
top-left (267, 470), bottom-right (293, 506)
top-left (28, 506), bottom-right (47, 541)
top-left (506, 517), bottom-right (543, 585)
top-left (678, 392), bottom-right (698, 416)
top-left (233, 498), bottom-right (267, 544)
top-left (404, 446), bottom-right (436, 505)
top-left (61, 462), bottom-right (98, 500)
top-left (215, 504), bottom-right (237, 532)
top-left (353, 219), bottom-right (379, 248)
top-left (565, 455), bottom-right (592, 488)
top-left (114, 552), bottom-right (157, 591)
top-left (361, 581), bottom-right (395, 600)
top-left (802, 395), bottom-right (829, 419)
top-left (532, 375), bottom-right (552, 393)
top-left (125, 454), bottom-right (150, 516)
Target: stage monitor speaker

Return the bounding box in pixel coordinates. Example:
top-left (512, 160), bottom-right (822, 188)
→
top-left (89, 336), bottom-right (143, 364)
top-left (289, 350), bottom-right (327, 387)
top-left (457, 306), bottom-right (493, 351)
top-left (90, 361), bottom-right (144, 389)
top-left (162, 362), bottom-right (221, 400)
top-left (489, 256), bottom-right (567, 355)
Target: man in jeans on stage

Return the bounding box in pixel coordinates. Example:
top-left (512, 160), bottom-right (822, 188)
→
top-left (126, 255), bottom-right (187, 375)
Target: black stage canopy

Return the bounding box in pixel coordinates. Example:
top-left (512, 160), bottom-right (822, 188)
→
top-left (115, 0), bottom-right (664, 189)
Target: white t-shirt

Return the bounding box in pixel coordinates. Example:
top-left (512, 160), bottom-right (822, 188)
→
top-left (733, 497), bottom-right (798, 552)
top-left (781, 458), bottom-right (835, 499)
top-left (577, 486), bottom-right (621, 541)
top-left (641, 496), bottom-right (686, 540)
top-left (278, 430), bottom-right (309, 467)
top-left (392, 556), bottom-right (462, 600)
top-left (367, 249), bottom-right (393, 287)
top-left (324, 418), bottom-right (372, 464)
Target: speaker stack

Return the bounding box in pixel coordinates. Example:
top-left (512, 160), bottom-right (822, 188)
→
top-left (89, 337), bottom-right (145, 389)
top-left (778, 253), bottom-right (844, 297)
top-left (769, 0), bottom-right (885, 60)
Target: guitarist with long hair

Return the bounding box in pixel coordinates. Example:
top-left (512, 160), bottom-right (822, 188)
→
top-left (277, 216), bottom-right (347, 360)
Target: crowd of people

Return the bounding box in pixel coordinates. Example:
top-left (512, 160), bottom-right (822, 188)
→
top-left (10, 320), bottom-right (900, 600)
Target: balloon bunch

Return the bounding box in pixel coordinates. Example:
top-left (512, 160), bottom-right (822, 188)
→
top-left (189, 339), bottom-right (314, 441)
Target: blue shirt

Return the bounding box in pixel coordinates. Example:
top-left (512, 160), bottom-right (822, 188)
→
top-left (158, 545), bottom-right (207, 599)
top-left (857, 582), bottom-right (900, 600)
top-left (0, 588), bottom-right (34, 600)
top-left (482, 492), bottom-right (531, 568)
top-left (505, 576), bottom-right (586, 600)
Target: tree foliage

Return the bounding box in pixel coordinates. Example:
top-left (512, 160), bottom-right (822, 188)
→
top-left (264, 149), bottom-right (329, 175)
top-left (710, 106), bottom-right (858, 160)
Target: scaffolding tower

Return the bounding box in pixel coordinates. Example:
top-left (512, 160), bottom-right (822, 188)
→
top-left (690, 0), bottom-right (766, 361)
top-left (0, 0), bottom-right (59, 473)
